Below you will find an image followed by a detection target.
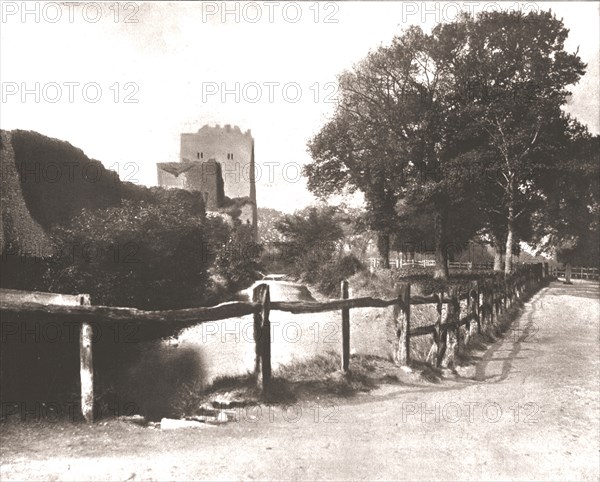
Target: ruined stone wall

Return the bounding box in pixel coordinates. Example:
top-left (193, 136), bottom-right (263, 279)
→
top-left (186, 160), bottom-right (224, 210)
top-left (239, 202), bottom-right (254, 228)
top-left (157, 159), bottom-right (225, 210)
top-left (156, 163), bottom-right (186, 190)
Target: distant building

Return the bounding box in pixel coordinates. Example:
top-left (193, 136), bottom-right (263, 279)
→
top-left (157, 124), bottom-right (257, 239)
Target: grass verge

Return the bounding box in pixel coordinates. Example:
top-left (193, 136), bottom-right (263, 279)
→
top-left (172, 351), bottom-right (410, 419)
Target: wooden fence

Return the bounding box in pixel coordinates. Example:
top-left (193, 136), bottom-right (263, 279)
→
top-left (551, 265), bottom-right (599, 281)
top-left (368, 258), bottom-right (495, 270)
top-left (0, 263), bottom-right (548, 423)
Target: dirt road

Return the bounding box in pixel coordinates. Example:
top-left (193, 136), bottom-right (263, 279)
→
top-left (1, 281), bottom-right (599, 480)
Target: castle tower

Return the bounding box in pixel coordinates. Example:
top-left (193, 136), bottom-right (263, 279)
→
top-left (180, 124), bottom-right (253, 198)
top-left (157, 124), bottom-right (257, 239)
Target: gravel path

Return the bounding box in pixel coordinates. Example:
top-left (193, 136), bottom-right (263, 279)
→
top-left (1, 281), bottom-right (599, 481)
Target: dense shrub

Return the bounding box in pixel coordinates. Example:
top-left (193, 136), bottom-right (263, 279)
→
top-left (271, 206), bottom-right (369, 296)
top-left (10, 130), bottom-right (122, 229)
top-left (43, 198), bottom-right (209, 310)
top-left (207, 218), bottom-right (263, 301)
top-left (316, 254), bottom-right (365, 296)
top-left (359, 267), bottom-right (513, 296)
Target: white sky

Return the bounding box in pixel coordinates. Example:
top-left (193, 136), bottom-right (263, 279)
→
top-left (1, 1), bottom-right (598, 213)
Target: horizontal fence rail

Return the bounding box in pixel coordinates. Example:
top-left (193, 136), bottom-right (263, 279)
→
top-left (1, 262), bottom-right (550, 423)
top-left (551, 266), bottom-right (599, 280)
top-left (0, 298), bottom-right (258, 326)
top-left (367, 258), bottom-right (496, 270)
top-left (0, 293), bottom-right (459, 324)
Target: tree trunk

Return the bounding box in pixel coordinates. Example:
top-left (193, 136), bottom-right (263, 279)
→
top-left (493, 244), bottom-right (503, 272)
top-left (505, 209), bottom-right (514, 275)
top-left (433, 207), bottom-right (449, 280)
top-left (378, 233), bottom-right (390, 269)
top-left (494, 246), bottom-right (504, 273)
top-left (505, 175), bottom-right (516, 276)
top-left (565, 262), bottom-right (572, 284)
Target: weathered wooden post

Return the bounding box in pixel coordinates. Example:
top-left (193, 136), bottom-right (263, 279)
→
top-left (463, 287), bottom-right (472, 346)
top-left (496, 285), bottom-right (502, 314)
top-left (442, 287), bottom-right (459, 368)
top-left (253, 284), bottom-right (271, 393)
top-left (341, 280), bottom-right (350, 373)
top-left (474, 282), bottom-right (481, 335)
top-left (433, 291), bottom-right (446, 367)
top-left (490, 285), bottom-right (495, 327)
top-left (394, 283), bottom-right (411, 366)
top-left (511, 277), bottom-right (516, 305)
top-left (470, 282), bottom-right (480, 337)
top-left (480, 283), bottom-right (487, 333)
top-left (539, 263), bottom-right (544, 285)
top-left (510, 277), bottom-right (515, 307)
top-left (429, 291), bottom-right (445, 367)
top-left (518, 273), bottom-right (523, 298)
top-left (79, 294), bottom-right (93, 423)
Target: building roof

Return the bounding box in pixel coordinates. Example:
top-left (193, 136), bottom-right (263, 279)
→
top-left (157, 162), bottom-right (196, 177)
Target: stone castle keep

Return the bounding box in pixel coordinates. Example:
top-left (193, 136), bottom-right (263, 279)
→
top-left (157, 124), bottom-right (257, 238)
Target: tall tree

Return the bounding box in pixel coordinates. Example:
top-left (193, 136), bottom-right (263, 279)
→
top-left (306, 11), bottom-right (587, 278)
top-left (532, 119), bottom-right (599, 272)
top-left (460, 11), bottom-right (586, 273)
top-left (305, 42), bottom-right (415, 268)
top-left (306, 24), bottom-right (479, 278)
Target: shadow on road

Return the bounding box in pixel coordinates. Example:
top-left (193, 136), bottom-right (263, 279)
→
top-left (340, 286), bottom-right (553, 406)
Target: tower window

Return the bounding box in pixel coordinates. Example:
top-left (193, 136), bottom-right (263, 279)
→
top-left (197, 152), bottom-right (199, 159)
top-left (201, 152), bottom-right (204, 159)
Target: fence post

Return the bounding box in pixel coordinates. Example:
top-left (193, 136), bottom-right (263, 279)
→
top-left (471, 282), bottom-right (480, 337)
top-left (463, 286), bottom-right (472, 346)
top-left (480, 283), bottom-right (487, 333)
top-left (341, 280), bottom-right (350, 373)
top-left (490, 284), bottom-right (496, 328)
top-left (79, 294), bottom-right (93, 423)
top-left (436, 291), bottom-right (445, 367)
top-left (442, 287), bottom-right (459, 368)
top-left (497, 281), bottom-right (503, 316)
top-left (427, 292), bottom-right (444, 367)
top-left (253, 284), bottom-right (271, 394)
top-left (494, 281), bottom-right (500, 315)
top-left (394, 283), bottom-right (411, 366)
top-left (512, 277), bottom-right (517, 305)
top-left (518, 273), bottom-right (523, 298)
top-left (510, 277), bottom-right (515, 307)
